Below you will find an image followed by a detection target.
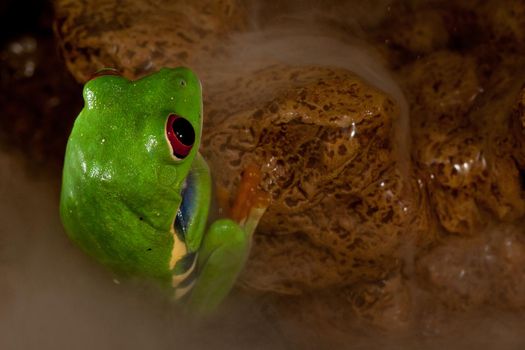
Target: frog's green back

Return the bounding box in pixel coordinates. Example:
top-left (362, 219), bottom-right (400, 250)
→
top-left (60, 68), bottom-right (203, 285)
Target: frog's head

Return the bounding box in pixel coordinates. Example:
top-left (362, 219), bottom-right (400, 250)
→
top-left (60, 67), bottom-right (202, 285)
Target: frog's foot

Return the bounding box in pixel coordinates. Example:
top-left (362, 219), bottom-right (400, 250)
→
top-left (185, 165), bottom-right (269, 316)
top-left (230, 164), bottom-right (270, 237)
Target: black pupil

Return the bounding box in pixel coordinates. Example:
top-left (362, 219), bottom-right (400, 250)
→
top-left (172, 118), bottom-right (195, 146)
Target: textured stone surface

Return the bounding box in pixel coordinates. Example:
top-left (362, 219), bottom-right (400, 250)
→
top-left (202, 65), bottom-right (432, 293)
top-left (403, 51), bottom-right (525, 235)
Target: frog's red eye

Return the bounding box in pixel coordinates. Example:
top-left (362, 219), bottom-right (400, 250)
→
top-left (166, 114), bottom-right (195, 159)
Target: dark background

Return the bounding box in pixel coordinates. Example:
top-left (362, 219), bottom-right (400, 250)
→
top-left (0, 0), bottom-right (82, 175)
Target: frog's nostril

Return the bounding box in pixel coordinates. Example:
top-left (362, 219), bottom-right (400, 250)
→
top-left (166, 114), bottom-right (195, 159)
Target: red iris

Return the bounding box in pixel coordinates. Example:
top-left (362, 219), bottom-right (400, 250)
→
top-left (166, 114), bottom-right (195, 159)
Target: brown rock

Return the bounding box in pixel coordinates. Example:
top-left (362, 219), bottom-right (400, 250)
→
top-left (54, 0), bottom-right (247, 82)
top-left (202, 64), bottom-right (433, 293)
top-left (481, 0), bottom-right (525, 51)
top-left (417, 224), bottom-right (525, 311)
top-left (404, 51), bottom-right (525, 235)
top-left (263, 271), bottom-right (412, 348)
top-left (403, 51), bottom-right (481, 122)
top-left (382, 9), bottom-right (449, 56)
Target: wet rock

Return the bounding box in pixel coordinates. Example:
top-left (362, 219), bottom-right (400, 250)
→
top-left (403, 51), bottom-right (482, 121)
top-left (202, 64), bottom-right (433, 293)
top-left (403, 50), bottom-right (525, 235)
top-left (54, 0), bottom-right (247, 82)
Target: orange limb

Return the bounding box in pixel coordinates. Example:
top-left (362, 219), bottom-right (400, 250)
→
top-left (230, 164), bottom-right (270, 225)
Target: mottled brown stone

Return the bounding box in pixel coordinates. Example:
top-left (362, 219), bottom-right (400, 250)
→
top-left (201, 65), bottom-right (432, 293)
top-left (54, 0), bottom-right (247, 82)
top-left (403, 50), bottom-right (525, 235)
top-left (481, 0), bottom-right (525, 51)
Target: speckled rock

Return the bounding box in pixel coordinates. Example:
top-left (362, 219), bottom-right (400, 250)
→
top-left (54, 0), bottom-right (247, 82)
top-left (481, 0), bottom-right (525, 51)
top-left (202, 64), bottom-right (433, 293)
top-left (381, 9), bottom-right (449, 56)
top-left (402, 50), bottom-right (525, 235)
top-left (52, 0), bottom-right (525, 336)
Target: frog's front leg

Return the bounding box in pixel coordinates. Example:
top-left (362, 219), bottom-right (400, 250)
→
top-left (186, 164), bottom-right (269, 316)
top-left (187, 218), bottom-right (249, 315)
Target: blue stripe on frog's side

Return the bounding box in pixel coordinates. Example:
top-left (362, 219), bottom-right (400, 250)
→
top-left (172, 170), bottom-right (198, 298)
top-left (174, 170), bottom-right (196, 244)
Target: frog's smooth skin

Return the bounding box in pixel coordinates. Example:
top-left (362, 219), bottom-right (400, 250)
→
top-left (60, 67), bottom-right (250, 315)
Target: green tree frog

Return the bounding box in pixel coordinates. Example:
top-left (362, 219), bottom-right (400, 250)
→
top-left (60, 67), bottom-right (266, 315)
